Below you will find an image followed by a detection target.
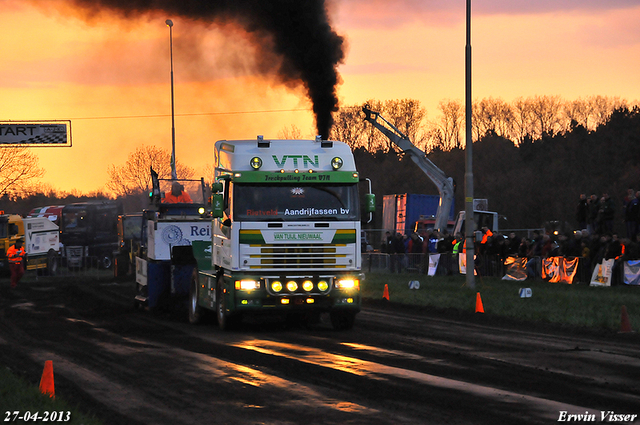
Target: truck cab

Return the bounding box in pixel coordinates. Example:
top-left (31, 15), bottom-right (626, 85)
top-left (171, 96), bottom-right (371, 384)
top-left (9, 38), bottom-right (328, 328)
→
top-left (59, 201), bottom-right (123, 269)
top-left (190, 137), bottom-right (373, 330)
top-left (453, 210), bottom-right (499, 238)
top-left (0, 214), bottom-right (60, 275)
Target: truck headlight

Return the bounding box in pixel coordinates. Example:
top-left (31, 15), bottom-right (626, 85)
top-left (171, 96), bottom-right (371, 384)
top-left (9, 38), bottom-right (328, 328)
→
top-left (302, 280), bottom-right (314, 292)
top-left (335, 278), bottom-right (359, 290)
top-left (271, 280), bottom-right (283, 292)
top-left (250, 157), bottom-right (262, 170)
top-left (286, 281), bottom-right (298, 292)
top-left (235, 280), bottom-right (260, 291)
top-left (331, 157), bottom-right (343, 170)
top-left (317, 280), bottom-right (329, 292)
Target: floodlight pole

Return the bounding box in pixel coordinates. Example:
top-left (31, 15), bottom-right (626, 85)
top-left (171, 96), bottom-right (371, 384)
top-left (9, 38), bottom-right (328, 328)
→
top-left (465, 0), bottom-right (475, 289)
top-left (166, 19), bottom-right (177, 180)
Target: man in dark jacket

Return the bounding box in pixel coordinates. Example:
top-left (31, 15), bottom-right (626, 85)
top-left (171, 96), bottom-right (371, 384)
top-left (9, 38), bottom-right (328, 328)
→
top-left (576, 194), bottom-right (589, 230)
top-left (625, 191), bottom-right (640, 241)
top-left (602, 193), bottom-right (616, 234)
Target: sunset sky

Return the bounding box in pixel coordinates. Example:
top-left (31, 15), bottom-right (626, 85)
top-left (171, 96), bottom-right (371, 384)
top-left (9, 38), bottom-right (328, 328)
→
top-left (1, 0), bottom-right (639, 194)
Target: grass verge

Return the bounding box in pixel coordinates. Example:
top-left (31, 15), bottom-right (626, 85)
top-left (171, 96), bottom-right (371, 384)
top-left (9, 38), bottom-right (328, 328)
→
top-left (361, 272), bottom-right (640, 333)
top-left (0, 366), bottom-right (104, 425)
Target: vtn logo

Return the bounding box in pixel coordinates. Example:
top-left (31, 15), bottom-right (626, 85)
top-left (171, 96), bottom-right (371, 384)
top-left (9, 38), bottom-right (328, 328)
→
top-left (272, 155), bottom-right (319, 168)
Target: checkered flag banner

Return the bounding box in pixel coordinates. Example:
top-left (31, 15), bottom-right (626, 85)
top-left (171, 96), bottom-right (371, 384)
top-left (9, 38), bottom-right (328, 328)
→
top-left (0, 121), bottom-right (71, 146)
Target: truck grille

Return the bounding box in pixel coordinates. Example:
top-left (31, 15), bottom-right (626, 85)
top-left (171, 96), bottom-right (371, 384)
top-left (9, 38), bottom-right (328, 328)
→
top-left (242, 243), bottom-right (353, 270)
top-left (66, 246), bottom-right (84, 258)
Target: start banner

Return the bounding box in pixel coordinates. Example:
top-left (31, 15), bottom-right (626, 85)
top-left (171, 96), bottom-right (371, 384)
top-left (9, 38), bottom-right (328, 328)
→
top-left (0, 121), bottom-right (71, 146)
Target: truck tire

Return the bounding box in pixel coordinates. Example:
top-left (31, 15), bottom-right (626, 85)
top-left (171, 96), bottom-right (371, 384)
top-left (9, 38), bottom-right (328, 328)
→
top-left (216, 275), bottom-right (240, 331)
top-left (46, 250), bottom-right (58, 276)
top-left (330, 311), bottom-right (356, 331)
top-left (188, 269), bottom-right (204, 324)
top-left (100, 255), bottom-right (113, 269)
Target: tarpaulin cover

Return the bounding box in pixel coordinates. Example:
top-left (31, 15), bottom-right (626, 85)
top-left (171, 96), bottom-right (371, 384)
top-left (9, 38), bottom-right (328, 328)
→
top-left (623, 260), bottom-right (640, 286)
top-left (542, 257), bottom-right (579, 284)
top-left (502, 257), bottom-right (527, 281)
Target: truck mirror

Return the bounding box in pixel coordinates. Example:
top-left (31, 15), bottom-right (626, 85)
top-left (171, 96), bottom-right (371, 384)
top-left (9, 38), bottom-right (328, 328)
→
top-left (211, 182), bottom-right (224, 193)
top-left (365, 194), bottom-right (376, 213)
top-left (211, 194), bottom-right (224, 218)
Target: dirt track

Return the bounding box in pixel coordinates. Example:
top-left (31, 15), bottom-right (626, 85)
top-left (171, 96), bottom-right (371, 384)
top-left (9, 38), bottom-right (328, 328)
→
top-left (1, 277), bottom-right (639, 425)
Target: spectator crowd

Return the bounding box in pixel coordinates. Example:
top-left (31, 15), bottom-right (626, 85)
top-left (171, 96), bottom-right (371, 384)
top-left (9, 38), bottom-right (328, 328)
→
top-left (375, 189), bottom-right (640, 284)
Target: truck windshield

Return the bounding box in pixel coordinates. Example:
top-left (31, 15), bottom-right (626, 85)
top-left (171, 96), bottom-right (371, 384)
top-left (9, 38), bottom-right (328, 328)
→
top-left (233, 183), bottom-right (359, 221)
top-left (63, 210), bottom-right (88, 231)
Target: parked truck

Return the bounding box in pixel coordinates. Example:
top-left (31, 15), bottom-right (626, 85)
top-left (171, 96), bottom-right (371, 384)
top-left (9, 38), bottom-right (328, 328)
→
top-left (188, 136), bottom-right (375, 331)
top-left (59, 201), bottom-right (123, 269)
top-left (453, 210), bottom-right (499, 236)
top-left (383, 193), bottom-right (455, 236)
top-left (0, 214), bottom-right (60, 276)
top-left (134, 170), bottom-right (210, 310)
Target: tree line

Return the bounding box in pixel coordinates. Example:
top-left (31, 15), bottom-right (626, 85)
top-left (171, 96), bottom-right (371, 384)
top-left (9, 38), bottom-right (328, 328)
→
top-left (352, 102), bottom-right (640, 232)
top-left (329, 95), bottom-right (631, 152)
top-left (2, 95), bottom-right (639, 233)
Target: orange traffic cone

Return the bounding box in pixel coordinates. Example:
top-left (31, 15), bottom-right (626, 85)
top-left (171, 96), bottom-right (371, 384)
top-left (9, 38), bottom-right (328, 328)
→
top-left (475, 292), bottom-right (484, 313)
top-left (382, 284), bottom-right (390, 301)
top-left (39, 360), bottom-right (55, 399)
top-left (620, 305), bottom-right (633, 333)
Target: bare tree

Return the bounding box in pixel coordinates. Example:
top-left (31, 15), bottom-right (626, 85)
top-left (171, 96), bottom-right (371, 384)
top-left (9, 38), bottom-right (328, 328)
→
top-left (529, 95), bottom-right (564, 138)
top-left (435, 99), bottom-right (464, 150)
top-left (359, 99), bottom-right (389, 151)
top-left (0, 147), bottom-right (45, 198)
top-left (383, 99), bottom-right (427, 149)
top-left (590, 95), bottom-right (628, 128)
top-left (422, 123), bottom-right (446, 152)
top-left (277, 124), bottom-right (303, 139)
top-left (200, 163), bottom-right (216, 186)
top-left (329, 105), bottom-right (366, 149)
top-left (511, 97), bottom-right (536, 145)
top-left (472, 97), bottom-right (514, 141)
top-left (107, 145), bottom-right (195, 197)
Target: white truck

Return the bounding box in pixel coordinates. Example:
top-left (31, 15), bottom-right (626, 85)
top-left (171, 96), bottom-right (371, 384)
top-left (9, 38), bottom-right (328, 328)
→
top-left (189, 136), bottom-right (374, 330)
top-left (0, 214), bottom-right (60, 275)
top-left (134, 170), bottom-right (211, 310)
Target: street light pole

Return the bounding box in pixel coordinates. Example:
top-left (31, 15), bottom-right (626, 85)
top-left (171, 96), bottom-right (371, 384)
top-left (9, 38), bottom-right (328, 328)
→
top-left (166, 19), bottom-right (177, 180)
top-left (464, 0), bottom-right (475, 289)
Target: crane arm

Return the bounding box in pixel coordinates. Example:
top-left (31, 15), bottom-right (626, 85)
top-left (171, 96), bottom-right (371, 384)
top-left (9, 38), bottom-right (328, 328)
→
top-left (362, 105), bottom-right (455, 233)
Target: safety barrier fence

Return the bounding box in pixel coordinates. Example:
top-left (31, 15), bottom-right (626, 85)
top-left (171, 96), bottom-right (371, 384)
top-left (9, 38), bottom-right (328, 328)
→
top-left (18, 253), bottom-right (639, 286)
top-left (26, 255), bottom-right (114, 280)
top-left (363, 253), bottom-right (640, 286)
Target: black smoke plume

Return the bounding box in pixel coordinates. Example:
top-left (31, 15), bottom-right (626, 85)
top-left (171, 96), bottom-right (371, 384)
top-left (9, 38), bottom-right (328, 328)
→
top-left (67, 0), bottom-right (345, 138)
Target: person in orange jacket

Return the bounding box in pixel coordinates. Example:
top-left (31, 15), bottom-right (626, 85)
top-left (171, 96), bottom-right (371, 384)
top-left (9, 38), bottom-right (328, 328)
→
top-left (163, 181), bottom-right (193, 203)
top-left (7, 238), bottom-right (26, 288)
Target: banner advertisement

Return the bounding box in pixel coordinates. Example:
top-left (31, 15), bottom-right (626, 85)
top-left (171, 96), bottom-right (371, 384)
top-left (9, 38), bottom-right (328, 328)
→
top-left (502, 257), bottom-right (528, 281)
top-left (541, 257), bottom-right (579, 284)
top-left (458, 254), bottom-right (477, 275)
top-left (590, 259), bottom-right (614, 287)
top-left (623, 260), bottom-right (640, 286)
top-left (428, 254), bottom-right (440, 277)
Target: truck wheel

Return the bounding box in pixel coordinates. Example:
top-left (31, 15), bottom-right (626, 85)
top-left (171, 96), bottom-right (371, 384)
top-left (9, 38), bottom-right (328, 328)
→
top-left (216, 276), bottom-right (240, 331)
top-left (189, 269), bottom-right (204, 324)
top-left (46, 250), bottom-right (58, 276)
top-left (101, 255), bottom-right (113, 269)
top-left (330, 311), bottom-right (356, 331)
